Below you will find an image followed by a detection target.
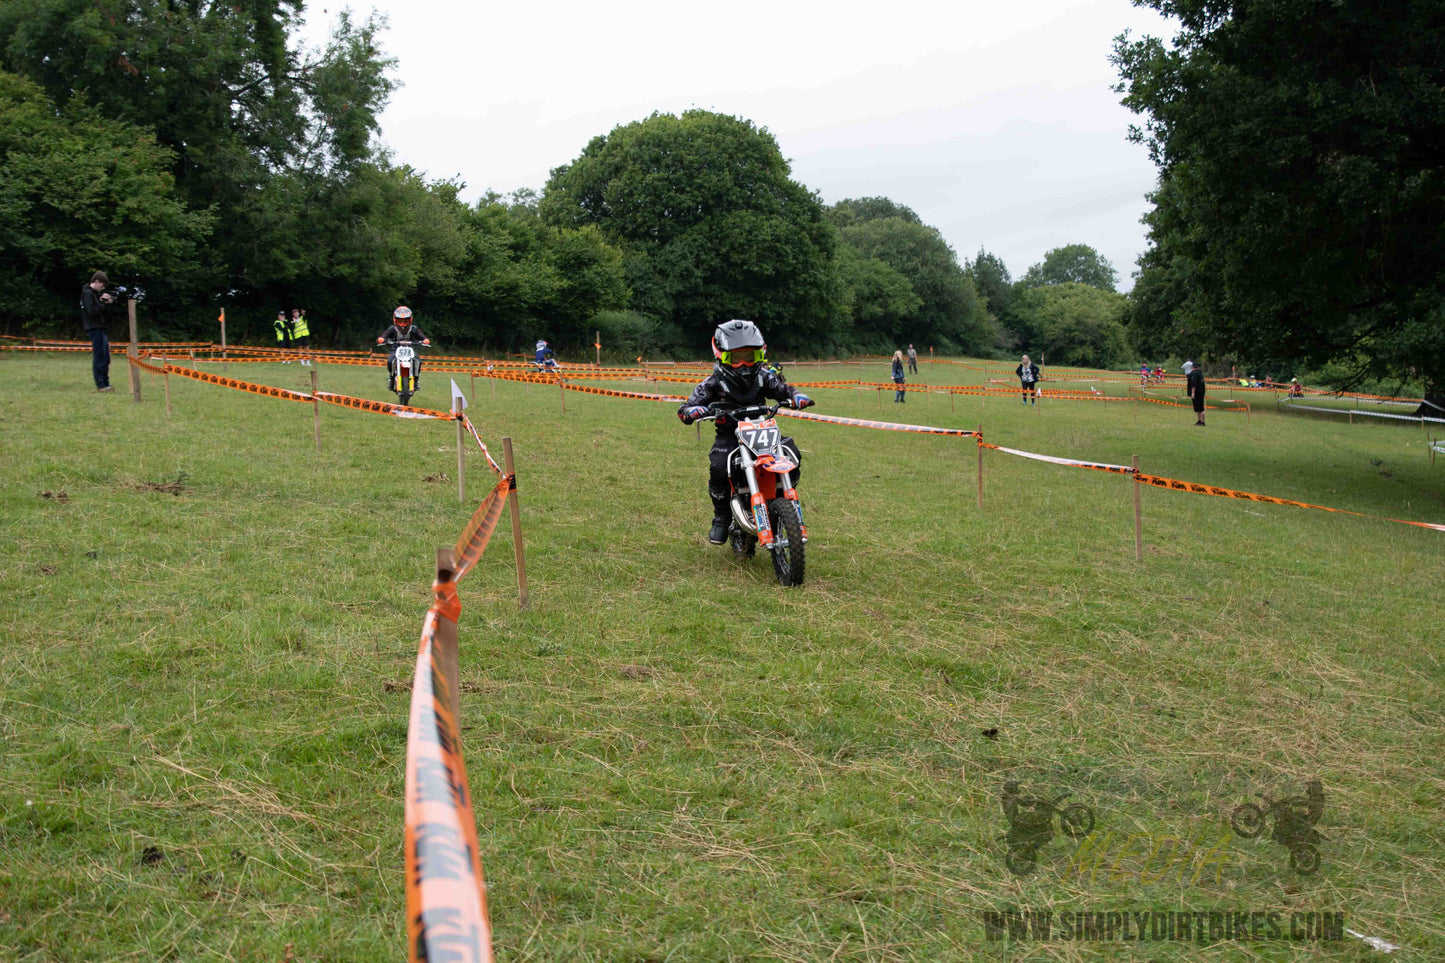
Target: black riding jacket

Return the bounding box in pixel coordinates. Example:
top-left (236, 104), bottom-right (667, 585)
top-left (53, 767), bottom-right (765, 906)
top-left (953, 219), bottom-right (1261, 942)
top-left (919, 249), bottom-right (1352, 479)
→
top-left (680, 364), bottom-right (801, 441)
top-left (379, 323), bottom-right (428, 344)
top-left (81, 286), bottom-right (108, 331)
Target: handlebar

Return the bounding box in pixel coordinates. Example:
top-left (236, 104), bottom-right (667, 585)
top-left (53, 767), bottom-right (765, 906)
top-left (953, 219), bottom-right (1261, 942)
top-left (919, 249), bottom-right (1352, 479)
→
top-left (698, 401), bottom-right (796, 423)
top-left (376, 340), bottom-right (431, 350)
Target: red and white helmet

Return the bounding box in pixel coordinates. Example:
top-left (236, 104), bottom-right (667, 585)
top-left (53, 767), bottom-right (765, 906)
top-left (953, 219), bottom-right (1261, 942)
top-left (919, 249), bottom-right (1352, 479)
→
top-left (393, 305), bottom-right (412, 327)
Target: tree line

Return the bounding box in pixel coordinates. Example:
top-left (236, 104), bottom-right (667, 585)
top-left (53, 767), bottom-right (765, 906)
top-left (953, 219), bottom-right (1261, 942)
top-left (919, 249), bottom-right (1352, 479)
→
top-left (0, 2), bottom-right (1129, 363)
top-left (3, 0), bottom-right (1437, 399)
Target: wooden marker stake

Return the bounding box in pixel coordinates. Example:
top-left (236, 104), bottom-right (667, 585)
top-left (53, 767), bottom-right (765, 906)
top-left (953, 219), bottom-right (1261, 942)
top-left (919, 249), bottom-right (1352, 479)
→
top-left (454, 397), bottom-right (466, 504)
top-left (310, 370), bottom-right (321, 451)
top-left (1132, 455), bottom-right (1144, 562)
top-left (502, 438), bottom-right (529, 610)
top-left (595, 330), bottom-right (601, 368)
top-left (976, 426), bottom-right (984, 509)
top-left (163, 368), bottom-right (171, 417)
top-left (558, 374), bottom-right (566, 414)
top-left (127, 300), bottom-right (141, 402)
top-left (470, 372), bottom-right (476, 406)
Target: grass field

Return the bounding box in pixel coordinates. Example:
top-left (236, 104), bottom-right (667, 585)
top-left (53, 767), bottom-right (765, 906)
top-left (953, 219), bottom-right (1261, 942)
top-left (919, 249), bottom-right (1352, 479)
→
top-left (1, 352), bottom-right (1442, 961)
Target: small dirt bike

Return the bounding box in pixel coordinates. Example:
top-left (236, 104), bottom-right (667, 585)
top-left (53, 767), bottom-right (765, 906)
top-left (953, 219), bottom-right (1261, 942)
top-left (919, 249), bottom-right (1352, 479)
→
top-left (381, 340), bottom-right (428, 407)
top-left (701, 401), bottom-right (808, 588)
top-left (1231, 781), bottom-right (1326, 874)
top-left (1001, 788), bottom-right (1095, 875)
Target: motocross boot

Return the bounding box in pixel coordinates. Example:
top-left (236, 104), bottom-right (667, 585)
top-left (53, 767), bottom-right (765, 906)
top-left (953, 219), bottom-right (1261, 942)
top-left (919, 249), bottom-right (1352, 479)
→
top-left (708, 491), bottom-right (731, 545)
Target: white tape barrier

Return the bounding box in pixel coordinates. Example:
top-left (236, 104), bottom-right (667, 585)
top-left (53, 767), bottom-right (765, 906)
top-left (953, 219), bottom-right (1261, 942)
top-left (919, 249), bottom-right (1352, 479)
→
top-left (1279, 399), bottom-right (1445, 425)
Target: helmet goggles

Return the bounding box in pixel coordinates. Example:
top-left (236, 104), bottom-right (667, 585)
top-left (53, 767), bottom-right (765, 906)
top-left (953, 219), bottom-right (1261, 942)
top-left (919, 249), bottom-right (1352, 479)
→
top-left (716, 346), bottom-right (766, 368)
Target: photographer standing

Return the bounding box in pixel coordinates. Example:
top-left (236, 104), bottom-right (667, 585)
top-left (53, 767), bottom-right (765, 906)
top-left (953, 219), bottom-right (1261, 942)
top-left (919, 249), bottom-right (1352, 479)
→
top-left (81, 271), bottom-right (115, 392)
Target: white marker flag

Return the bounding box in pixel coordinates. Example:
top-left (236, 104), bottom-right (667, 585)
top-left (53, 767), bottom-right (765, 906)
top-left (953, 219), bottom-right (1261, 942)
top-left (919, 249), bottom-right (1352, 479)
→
top-left (450, 378), bottom-right (468, 411)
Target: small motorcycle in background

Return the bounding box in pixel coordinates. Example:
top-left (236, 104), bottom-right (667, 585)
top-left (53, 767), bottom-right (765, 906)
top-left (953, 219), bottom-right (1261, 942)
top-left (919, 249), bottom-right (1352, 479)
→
top-left (700, 401), bottom-right (808, 588)
top-left (381, 339), bottom-right (428, 407)
top-left (1000, 784), bottom-right (1095, 875)
top-left (1231, 779), bottom-right (1326, 874)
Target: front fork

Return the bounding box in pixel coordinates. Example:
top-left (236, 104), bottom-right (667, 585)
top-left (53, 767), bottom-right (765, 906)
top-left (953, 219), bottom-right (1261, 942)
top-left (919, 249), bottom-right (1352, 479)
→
top-left (732, 454), bottom-right (807, 548)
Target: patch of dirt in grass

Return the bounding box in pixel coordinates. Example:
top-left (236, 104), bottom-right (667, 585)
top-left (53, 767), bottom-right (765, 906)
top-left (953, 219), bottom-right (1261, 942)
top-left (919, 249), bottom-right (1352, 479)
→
top-left (39, 564), bottom-right (57, 576)
top-left (38, 489), bottom-right (69, 502)
top-left (133, 471), bottom-right (189, 495)
top-left (617, 664), bottom-right (658, 679)
top-left (422, 472), bottom-right (450, 483)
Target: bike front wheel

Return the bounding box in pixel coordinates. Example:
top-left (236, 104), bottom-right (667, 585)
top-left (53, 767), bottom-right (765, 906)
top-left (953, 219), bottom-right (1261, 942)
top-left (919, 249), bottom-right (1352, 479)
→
top-left (1231, 803), bottom-right (1266, 838)
top-left (767, 498), bottom-right (805, 588)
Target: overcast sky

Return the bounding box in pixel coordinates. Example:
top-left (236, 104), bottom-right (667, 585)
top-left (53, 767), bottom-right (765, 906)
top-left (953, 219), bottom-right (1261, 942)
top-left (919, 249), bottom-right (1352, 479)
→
top-left (296, 1), bottom-right (1177, 291)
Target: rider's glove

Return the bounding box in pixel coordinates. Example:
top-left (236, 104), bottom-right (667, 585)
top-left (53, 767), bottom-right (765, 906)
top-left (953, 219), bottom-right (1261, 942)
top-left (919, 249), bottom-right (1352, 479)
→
top-left (678, 405), bottom-right (708, 425)
top-left (376, 337), bottom-right (384, 345)
top-left (423, 339), bottom-right (431, 346)
top-left (793, 393), bottom-right (814, 409)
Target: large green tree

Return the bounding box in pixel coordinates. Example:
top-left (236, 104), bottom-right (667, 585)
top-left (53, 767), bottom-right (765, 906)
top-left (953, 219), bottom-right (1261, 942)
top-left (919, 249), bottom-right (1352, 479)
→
top-left (539, 110), bottom-right (841, 351)
top-left (0, 1), bottom-right (399, 318)
top-left (1019, 243), bottom-right (1118, 292)
top-left (836, 214), bottom-right (994, 354)
top-left (0, 70), bottom-right (208, 328)
top-left (1115, 0), bottom-right (1445, 406)
top-left (1012, 282), bottom-right (1131, 369)
top-left (965, 248), bottom-right (1018, 348)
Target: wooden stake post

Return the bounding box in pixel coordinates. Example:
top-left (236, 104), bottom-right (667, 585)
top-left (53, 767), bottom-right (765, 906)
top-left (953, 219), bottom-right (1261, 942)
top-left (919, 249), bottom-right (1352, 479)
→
top-left (163, 368), bottom-right (171, 417)
top-left (1132, 455), bottom-right (1144, 561)
top-left (127, 299), bottom-right (141, 402)
top-left (454, 396), bottom-right (466, 504)
top-left (310, 370), bottom-right (321, 451)
top-left (595, 330), bottom-right (601, 368)
top-left (976, 425), bottom-right (984, 509)
top-left (502, 438), bottom-right (529, 609)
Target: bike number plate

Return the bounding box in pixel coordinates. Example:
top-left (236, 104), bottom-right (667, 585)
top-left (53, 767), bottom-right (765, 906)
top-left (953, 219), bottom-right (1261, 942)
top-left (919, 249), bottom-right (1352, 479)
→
top-left (737, 419), bottom-right (779, 453)
top-left (396, 346), bottom-right (415, 363)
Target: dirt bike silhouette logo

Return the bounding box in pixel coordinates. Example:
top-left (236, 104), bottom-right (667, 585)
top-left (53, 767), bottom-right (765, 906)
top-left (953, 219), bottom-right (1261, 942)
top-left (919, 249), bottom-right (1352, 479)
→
top-left (1000, 781), bottom-right (1095, 874)
top-left (1231, 778), bottom-right (1326, 874)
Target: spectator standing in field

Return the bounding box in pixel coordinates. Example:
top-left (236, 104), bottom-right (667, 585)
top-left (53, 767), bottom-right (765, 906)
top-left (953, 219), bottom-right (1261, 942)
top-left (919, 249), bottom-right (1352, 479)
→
top-left (1186, 360), bottom-right (1206, 425)
top-left (80, 271), bottom-right (115, 392)
top-left (891, 350), bottom-right (907, 403)
top-left (907, 344), bottom-right (918, 374)
top-left (290, 308), bottom-right (311, 366)
top-left (1016, 354), bottom-right (1040, 405)
top-left (274, 311), bottom-right (292, 362)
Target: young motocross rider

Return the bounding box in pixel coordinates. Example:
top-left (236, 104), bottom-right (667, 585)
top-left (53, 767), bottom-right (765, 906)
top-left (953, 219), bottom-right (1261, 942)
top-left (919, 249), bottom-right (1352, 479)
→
top-left (677, 320), bottom-right (814, 544)
top-left (376, 305), bottom-right (431, 390)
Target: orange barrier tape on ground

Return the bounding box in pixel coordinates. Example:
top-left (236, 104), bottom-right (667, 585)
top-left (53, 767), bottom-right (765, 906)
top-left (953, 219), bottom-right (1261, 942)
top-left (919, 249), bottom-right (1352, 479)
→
top-left (131, 356), bottom-right (167, 375)
top-left (162, 363), bottom-right (317, 403)
top-left (452, 474), bottom-right (512, 580)
top-left (1134, 473), bottom-right (1445, 532)
top-left (404, 577), bottom-right (494, 963)
top-left (312, 391), bottom-right (457, 420)
top-left (562, 382), bottom-right (687, 402)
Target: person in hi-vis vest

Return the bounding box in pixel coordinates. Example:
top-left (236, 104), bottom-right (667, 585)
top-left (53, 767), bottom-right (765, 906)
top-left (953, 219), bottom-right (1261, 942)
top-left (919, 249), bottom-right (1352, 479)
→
top-left (274, 311), bottom-right (293, 362)
top-left (290, 308), bottom-right (312, 366)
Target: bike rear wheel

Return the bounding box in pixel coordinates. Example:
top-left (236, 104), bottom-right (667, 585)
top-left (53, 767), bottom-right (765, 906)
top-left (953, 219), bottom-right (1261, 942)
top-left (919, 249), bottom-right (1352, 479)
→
top-left (767, 498), bottom-right (805, 587)
top-left (1230, 803), bottom-right (1266, 838)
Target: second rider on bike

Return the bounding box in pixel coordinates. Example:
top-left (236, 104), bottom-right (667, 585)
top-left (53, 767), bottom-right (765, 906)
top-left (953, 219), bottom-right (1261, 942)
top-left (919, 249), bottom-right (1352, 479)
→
top-left (678, 320), bottom-right (813, 544)
top-left (376, 305), bottom-right (431, 391)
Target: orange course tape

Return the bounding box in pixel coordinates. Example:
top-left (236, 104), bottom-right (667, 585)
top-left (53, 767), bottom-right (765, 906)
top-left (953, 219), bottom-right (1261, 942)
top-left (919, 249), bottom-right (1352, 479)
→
top-left (163, 363), bottom-right (316, 403)
top-left (452, 474), bottom-right (512, 580)
top-left (313, 391), bottom-right (457, 421)
top-left (404, 578), bottom-right (494, 963)
top-left (1135, 473), bottom-right (1445, 532)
